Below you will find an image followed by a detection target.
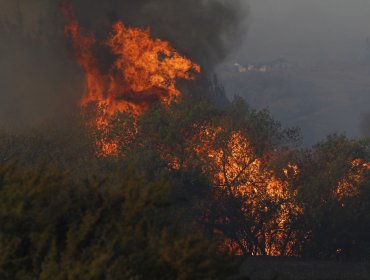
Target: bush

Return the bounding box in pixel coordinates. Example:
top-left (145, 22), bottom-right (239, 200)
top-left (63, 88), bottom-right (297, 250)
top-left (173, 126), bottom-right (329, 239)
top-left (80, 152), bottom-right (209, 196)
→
top-left (0, 162), bottom-right (238, 279)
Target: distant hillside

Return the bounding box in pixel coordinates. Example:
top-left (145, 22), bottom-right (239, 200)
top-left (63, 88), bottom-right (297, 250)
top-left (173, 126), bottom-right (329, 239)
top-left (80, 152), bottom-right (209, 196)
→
top-left (219, 61), bottom-right (370, 145)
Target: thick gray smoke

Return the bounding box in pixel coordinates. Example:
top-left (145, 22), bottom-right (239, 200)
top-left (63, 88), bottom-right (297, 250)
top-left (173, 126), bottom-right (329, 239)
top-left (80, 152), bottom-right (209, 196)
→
top-left (0, 0), bottom-right (248, 129)
top-left (68, 0), bottom-right (248, 71)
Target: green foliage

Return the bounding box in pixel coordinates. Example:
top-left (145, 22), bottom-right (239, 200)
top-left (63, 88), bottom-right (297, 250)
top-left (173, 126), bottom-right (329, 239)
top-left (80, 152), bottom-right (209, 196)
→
top-left (0, 162), bottom-right (238, 279)
top-left (295, 135), bottom-right (370, 259)
top-left (0, 121), bottom-right (97, 179)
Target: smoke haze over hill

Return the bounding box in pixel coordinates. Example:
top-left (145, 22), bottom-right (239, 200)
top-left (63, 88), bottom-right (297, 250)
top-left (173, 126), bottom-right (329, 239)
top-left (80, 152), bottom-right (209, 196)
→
top-left (219, 0), bottom-right (370, 144)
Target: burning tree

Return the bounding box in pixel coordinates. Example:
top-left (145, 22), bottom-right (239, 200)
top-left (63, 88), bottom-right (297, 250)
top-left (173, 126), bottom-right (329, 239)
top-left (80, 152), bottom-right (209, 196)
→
top-left (3, 2), bottom-right (370, 279)
top-left (60, 3), bottom-right (304, 257)
top-left (61, 3), bottom-right (200, 156)
top-left (294, 135), bottom-right (370, 258)
top-left (59, 3), bottom-right (370, 260)
top-left (114, 99), bottom-right (304, 257)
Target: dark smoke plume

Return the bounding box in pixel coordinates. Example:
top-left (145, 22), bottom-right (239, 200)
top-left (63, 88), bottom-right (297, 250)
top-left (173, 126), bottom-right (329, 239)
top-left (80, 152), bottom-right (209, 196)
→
top-left (67, 0), bottom-right (248, 71)
top-left (0, 0), bottom-right (248, 129)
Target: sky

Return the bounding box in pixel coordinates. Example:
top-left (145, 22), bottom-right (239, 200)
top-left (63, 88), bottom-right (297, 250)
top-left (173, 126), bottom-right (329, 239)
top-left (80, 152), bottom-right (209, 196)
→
top-left (232, 0), bottom-right (370, 64)
top-left (220, 0), bottom-right (370, 144)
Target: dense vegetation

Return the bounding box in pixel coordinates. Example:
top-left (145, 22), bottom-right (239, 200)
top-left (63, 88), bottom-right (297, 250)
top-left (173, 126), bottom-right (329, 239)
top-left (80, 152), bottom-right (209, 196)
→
top-left (0, 162), bottom-right (239, 279)
top-left (1, 97), bottom-right (370, 279)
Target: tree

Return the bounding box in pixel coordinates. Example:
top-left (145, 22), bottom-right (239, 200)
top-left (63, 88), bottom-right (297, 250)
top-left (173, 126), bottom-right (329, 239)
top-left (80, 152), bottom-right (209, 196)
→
top-left (295, 135), bottom-right (370, 259)
top-left (114, 96), bottom-right (302, 257)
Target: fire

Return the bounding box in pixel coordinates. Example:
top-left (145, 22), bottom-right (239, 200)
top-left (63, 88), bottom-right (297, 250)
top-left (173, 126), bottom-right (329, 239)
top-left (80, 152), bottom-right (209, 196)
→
top-left (172, 125), bottom-right (303, 256)
top-left (335, 159), bottom-right (370, 202)
top-left (61, 3), bottom-right (369, 258)
top-left (107, 22), bottom-right (201, 107)
top-left (61, 4), bottom-right (200, 156)
top-left (207, 132), bottom-right (301, 256)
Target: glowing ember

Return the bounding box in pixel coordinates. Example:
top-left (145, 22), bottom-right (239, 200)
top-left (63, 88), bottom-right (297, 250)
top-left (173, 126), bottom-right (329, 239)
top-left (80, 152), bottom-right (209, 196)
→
top-left (173, 125), bottom-right (303, 256)
top-left (335, 159), bottom-right (370, 202)
top-left (206, 131), bottom-right (301, 257)
top-left (61, 4), bottom-right (200, 156)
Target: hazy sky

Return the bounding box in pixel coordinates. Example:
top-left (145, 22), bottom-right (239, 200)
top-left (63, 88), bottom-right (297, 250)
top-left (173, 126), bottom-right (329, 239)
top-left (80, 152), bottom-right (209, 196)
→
top-left (233, 0), bottom-right (370, 63)
top-left (221, 0), bottom-right (370, 144)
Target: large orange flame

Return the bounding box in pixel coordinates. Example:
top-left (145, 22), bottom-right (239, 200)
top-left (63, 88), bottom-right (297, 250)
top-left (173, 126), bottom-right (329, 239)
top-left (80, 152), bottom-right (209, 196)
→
top-left (61, 4), bottom-right (200, 156)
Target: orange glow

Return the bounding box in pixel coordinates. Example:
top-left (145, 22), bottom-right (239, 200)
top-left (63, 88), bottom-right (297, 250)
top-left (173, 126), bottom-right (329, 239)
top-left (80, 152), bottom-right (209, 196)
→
top-left (335, 159), bottom-right (370, 202)
top-left (62, 4), bottom-right (304, 255)
top-left (61, 4), bottom-right (200, 156)
top-left (174, 125), bottom-right (303, 256)
top-left (63, 4), bottom-right (370, 258)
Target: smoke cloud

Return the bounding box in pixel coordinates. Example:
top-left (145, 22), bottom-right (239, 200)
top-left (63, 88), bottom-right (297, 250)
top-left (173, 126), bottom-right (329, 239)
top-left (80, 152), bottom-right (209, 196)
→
top-left (66, 0), bottom-right (248, 71)
top-left (0, 0), bottom-right (248, 129)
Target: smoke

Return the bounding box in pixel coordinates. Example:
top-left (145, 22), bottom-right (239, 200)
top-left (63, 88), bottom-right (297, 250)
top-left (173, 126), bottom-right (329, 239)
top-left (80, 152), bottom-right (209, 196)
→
top-left (0, 0), bottom-right (248, 129)
top-left (0, 1), bottom-right (81, 130)
top-left (360, 113), bottom-right (370, 138)
top-left (66, 0), bottom-right (248, 71)
top-left (240, 0), bottom-right (370, 64)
